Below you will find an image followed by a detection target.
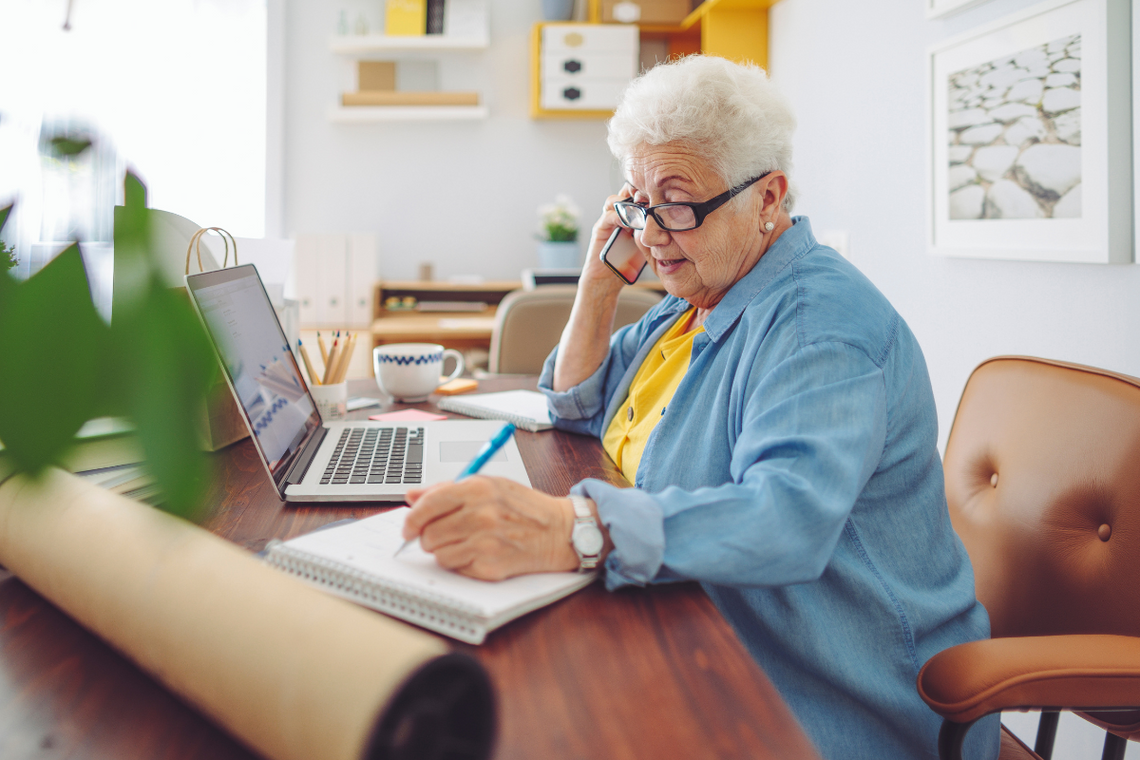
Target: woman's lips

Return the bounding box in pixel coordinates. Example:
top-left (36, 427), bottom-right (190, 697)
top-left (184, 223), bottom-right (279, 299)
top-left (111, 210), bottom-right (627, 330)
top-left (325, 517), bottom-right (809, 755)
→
top-left (654, 257), bottom-right (687, 275)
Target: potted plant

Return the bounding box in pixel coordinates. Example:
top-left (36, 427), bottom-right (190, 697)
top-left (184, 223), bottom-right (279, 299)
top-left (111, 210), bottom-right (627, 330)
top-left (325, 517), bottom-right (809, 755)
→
top-left (0, 136), bottom-right (216, 519)
top-left (536, 194), bottom-right (581, 269)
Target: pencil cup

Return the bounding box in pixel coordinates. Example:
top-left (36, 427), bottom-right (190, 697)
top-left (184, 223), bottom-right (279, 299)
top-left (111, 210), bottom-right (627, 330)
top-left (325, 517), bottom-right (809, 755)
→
top-left (310, 381), bottom-right (347, 421)
top-left (373, 343), bottom-right (465, 402)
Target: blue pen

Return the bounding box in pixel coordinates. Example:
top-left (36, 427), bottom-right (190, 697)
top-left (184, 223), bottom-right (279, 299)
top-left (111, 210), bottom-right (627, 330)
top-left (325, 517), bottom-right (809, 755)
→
top-left (394, 423), bottom-right (517, 558)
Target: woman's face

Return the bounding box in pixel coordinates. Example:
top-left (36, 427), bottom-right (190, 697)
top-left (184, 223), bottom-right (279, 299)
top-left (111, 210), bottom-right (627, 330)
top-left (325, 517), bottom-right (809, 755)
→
top-left (625, 143), bottom-right (767, 311)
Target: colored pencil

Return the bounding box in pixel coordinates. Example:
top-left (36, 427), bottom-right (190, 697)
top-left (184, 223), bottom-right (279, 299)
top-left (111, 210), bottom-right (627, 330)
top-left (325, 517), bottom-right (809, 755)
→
top-left (297, 340), bottom-right (321, 386)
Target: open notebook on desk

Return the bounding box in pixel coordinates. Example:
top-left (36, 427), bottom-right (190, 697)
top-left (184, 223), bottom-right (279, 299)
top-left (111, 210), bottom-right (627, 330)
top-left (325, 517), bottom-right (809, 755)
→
top-left (264, 508), bottom-right (594, 644)
top-left (437, 389), bottom-right (553, 432)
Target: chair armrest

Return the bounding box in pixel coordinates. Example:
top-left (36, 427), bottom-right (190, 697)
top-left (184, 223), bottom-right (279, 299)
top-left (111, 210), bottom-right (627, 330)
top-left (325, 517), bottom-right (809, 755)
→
top-left (918, 634), bottom-right (1140, 724)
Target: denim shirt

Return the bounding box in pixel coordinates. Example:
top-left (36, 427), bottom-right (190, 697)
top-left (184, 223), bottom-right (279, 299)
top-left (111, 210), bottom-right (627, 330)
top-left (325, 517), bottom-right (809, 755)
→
top-left (538, 218), bottom-right (998, 760)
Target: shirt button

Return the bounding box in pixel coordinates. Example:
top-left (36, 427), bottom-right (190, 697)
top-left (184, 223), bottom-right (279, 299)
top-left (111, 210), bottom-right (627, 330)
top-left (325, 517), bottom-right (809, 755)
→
top-left (627, 406), bottom-right (634, 421)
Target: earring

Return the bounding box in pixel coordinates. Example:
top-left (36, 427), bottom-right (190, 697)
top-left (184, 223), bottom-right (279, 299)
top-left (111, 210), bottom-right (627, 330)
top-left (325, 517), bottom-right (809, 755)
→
top-left (764, 221), bottom-right (775, 232)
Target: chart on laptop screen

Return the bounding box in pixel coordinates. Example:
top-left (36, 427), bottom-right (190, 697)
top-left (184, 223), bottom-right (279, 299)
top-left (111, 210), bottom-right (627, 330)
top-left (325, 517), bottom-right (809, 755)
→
top-left (194, 276), bottom-right (314, 468)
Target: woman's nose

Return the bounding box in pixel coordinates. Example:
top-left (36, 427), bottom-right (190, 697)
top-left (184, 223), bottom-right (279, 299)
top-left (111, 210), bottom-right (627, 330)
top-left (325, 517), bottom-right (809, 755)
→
top-left (639, 214), bottom-right (670, 247)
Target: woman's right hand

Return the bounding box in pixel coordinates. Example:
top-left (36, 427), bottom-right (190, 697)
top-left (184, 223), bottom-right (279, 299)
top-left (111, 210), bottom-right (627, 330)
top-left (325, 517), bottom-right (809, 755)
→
top-left (581, 184), bottom-right (639, 290)
top-left (552, 185), bottom-right (639, 391)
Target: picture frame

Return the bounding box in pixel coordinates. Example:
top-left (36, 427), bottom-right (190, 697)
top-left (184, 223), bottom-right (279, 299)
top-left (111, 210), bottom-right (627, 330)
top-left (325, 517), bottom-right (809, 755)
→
top-left (926, 0), bottom-right (991, 20)
top-left (927, 0), bottom-right (1133, 263)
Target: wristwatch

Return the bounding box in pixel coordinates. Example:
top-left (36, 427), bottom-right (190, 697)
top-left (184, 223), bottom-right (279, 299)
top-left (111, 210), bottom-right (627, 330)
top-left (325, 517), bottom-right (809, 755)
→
top-left (569, 495), bottom-right (604, 572)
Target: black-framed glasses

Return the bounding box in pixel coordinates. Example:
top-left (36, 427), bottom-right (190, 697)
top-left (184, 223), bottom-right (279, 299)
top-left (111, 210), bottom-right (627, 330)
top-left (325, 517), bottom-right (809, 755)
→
top-left (613, 172), bottom-right (770, 232)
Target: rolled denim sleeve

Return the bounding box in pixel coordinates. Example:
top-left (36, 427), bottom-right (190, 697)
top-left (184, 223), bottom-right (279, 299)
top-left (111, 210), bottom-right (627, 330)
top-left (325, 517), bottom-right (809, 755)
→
top-left (583, 341), bottom-right (889, 590)
top-left (536, 345), bottom-right (612, 436)
top-left (572, 479), bottom-right (667, 589)
top-left (538, 299), bottom-right (683, 438)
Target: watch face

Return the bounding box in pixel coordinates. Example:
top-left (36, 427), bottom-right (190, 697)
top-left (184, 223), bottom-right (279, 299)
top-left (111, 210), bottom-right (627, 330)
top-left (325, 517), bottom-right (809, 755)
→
top-left (573, 523), bottom-right (604, 556)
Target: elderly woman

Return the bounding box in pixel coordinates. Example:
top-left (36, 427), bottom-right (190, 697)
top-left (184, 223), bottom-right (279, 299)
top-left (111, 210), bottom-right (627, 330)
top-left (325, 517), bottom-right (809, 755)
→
top-left (404, 56), bottom-right (998, 759)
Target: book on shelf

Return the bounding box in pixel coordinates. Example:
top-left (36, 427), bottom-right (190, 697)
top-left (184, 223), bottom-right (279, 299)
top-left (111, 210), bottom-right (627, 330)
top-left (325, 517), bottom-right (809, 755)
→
top-left (263, 508), bottom-right (595, 644)
top-left (342, 91), bottom-right (480, 107)
top-left (415, 301), bottom-right (488, 312)
top-left (436, 389), bottom-right (554, 432)
top-left (426, 0), bottom-right (446, 34)
top-left (386, 0), bottom-right (427, 36)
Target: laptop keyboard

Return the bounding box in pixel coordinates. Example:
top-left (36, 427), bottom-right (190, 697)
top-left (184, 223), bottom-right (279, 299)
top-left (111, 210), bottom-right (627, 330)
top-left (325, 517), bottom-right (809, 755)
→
top-left (319, 427), bottom-right (424, 486)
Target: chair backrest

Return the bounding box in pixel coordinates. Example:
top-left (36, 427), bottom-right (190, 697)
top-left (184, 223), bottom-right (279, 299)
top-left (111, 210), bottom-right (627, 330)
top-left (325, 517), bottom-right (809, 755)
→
top-left (488, 286), bottom-right (663, 374)
top-left (943, 356), bottom-right (1140, 640)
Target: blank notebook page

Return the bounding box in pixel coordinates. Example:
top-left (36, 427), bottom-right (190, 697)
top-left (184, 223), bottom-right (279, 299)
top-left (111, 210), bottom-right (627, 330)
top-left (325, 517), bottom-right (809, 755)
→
top-left (281, 508), bottom-right (587, 619)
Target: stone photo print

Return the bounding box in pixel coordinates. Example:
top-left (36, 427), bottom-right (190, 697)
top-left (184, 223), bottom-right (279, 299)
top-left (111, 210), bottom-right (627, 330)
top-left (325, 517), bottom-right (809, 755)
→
top-left (946, 34), bottom-right (1081, 220)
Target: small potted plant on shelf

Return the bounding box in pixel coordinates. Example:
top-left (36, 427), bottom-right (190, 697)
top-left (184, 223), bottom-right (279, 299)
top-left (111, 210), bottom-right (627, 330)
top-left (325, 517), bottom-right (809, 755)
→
top-left (536, 194), bottom-right (581, 269)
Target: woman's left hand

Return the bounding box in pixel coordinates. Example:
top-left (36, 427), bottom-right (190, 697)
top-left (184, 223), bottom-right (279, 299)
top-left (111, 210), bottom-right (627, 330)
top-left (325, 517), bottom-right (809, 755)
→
top-left (403, 477), bottom-right (580, 581)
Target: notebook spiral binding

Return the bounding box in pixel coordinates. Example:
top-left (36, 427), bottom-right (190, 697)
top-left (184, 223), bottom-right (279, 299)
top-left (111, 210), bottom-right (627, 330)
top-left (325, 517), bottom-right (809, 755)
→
top-left (265, 541), bottom-right (486, 643)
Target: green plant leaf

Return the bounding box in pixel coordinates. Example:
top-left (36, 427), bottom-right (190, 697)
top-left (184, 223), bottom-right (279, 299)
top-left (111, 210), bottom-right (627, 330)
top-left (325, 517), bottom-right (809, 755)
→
top-left (110, 281), bottom-right (216, 519)
top-left (49, 136), bottom-right (92, 158)
top-left (0, 204), bottom-right (11, 234)
top-left (0, 243), bottom-right (107, 474)
top-left (108, 171), bottom-right (217, 518)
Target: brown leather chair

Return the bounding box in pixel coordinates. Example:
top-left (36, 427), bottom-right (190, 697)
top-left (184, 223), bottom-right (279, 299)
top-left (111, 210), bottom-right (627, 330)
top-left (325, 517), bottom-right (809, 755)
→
top-left (917, 356), bottom-right (1140, 760)
top-left (487, 285), bottom-right (662, 374)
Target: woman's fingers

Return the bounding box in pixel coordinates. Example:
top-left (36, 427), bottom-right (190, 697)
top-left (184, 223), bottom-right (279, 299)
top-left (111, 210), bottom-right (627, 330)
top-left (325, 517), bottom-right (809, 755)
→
top-left (402, 480), bottom-right (471, 539)
top-left (401, 476), bottom-right (578, 579)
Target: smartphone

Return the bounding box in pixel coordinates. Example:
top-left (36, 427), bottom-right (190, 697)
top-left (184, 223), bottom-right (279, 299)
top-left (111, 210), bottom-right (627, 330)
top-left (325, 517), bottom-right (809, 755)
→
top-left (600, 226), bottom-right (646, 285)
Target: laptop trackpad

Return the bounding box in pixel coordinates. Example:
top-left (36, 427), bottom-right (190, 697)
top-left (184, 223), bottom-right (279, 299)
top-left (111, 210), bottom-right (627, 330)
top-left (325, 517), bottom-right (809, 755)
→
top-left (439, 441), bottom-right (509, 463)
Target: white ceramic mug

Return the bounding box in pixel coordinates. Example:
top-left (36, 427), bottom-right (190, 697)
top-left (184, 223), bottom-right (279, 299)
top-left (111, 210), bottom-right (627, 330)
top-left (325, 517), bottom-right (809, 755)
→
top-left (373, 343), bottom-right (465, 402)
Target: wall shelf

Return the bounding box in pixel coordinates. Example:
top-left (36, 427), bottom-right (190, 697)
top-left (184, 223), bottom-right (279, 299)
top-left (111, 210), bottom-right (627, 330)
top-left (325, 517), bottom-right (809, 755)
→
top-left (328, 9), bottom-right (491, 124)
top-left (329, 105), bottom-right (489, 122)
top-left (329, 34), bottom-right (489, 54)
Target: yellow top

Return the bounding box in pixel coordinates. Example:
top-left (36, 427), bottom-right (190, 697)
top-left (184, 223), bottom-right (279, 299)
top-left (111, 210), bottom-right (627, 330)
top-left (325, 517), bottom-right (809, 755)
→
top-left (603, 308), bottom-right (704, 484)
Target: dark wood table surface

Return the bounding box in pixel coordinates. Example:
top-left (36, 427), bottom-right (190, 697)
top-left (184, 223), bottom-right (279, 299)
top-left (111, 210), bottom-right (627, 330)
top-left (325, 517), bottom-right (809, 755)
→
top-left (0, 377), bottom-right (820, 760)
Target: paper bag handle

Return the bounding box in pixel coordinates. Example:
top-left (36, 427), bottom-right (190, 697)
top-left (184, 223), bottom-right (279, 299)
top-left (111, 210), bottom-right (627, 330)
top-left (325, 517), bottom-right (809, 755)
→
top-left (186, 227), bottom-right (239, 274)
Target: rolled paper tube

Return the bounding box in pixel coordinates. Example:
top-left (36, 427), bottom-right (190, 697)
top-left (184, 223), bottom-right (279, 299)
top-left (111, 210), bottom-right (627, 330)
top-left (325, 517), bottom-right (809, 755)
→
top-left (0, 470), bottom-right (495, 760)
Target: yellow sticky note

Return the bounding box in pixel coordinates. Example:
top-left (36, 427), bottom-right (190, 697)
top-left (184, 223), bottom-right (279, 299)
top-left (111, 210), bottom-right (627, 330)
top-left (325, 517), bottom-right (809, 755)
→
top-left (386, 0), bottom-right (426, 36)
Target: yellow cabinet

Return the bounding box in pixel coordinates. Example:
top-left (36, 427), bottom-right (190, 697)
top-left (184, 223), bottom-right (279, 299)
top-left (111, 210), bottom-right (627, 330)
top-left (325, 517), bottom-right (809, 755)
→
top-left (530, 0), bottom-right (778, 120)
top-left (531, 23), bottom-right (640, 119)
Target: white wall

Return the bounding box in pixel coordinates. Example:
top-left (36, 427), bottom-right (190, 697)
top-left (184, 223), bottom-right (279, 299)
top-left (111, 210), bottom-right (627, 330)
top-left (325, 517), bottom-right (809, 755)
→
top-left (769, 0), bottom-right (1140, 456)
top-left (282, 0), bottom-right (621, 281)
top-left (769, 0), bottom-right (1136, 755)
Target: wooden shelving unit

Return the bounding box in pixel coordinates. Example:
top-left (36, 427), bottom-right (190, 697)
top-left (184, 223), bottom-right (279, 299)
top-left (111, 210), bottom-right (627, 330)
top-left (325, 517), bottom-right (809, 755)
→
top-left (329, 34), bottom-right (489, 54)
top-left (370, 281), bottom-right (522, 352)
top-left (329, 105), bottom-right (488, 122)
top-left (329, 19), bottom-right (490, 123)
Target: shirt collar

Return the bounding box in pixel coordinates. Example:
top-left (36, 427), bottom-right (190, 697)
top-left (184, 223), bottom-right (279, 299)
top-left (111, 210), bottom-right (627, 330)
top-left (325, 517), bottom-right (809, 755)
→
top-left (700, 215), bottom-right (816, 343)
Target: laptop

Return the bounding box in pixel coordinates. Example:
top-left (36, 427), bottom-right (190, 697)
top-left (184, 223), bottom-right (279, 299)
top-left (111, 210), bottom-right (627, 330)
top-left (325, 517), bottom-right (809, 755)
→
top-left (186, 264), bottom-right (532, 502)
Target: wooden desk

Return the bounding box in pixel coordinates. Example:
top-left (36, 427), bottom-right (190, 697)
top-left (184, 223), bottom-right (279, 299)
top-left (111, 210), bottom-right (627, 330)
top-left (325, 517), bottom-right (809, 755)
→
top-left (0, 378), bottom-right (820, 760)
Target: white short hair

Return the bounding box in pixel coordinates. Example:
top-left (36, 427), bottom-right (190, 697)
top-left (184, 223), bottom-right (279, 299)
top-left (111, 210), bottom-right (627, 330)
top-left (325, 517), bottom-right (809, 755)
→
top-left (607, 55), bottom-right (797, 211)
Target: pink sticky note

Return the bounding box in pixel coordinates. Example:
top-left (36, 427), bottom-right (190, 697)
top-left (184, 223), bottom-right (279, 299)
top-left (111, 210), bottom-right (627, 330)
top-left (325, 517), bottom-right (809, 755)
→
top-left (369, 408), bottom-right (448, 422)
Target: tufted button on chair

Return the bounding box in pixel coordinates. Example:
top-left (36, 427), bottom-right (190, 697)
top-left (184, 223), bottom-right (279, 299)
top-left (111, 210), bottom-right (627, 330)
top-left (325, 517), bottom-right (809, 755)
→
top-left (917, 356), bottom-right (1140, 760)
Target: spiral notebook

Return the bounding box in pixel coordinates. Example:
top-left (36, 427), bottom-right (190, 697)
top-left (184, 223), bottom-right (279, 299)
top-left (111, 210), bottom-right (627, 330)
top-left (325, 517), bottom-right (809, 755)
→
top-left (264, 508), bottom-right (595, 644)
top-left (436, 390), bottom-right (554, 432)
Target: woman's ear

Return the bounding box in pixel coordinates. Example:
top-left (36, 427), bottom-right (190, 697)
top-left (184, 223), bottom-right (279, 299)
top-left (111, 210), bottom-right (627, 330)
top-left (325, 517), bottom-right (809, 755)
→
top-left (756, 172), bottom-right (788, 228)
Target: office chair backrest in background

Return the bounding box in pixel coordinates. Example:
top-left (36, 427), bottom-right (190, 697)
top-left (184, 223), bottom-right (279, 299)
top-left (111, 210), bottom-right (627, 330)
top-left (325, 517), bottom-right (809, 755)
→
top-left (488, 286), bottom-right (662, 374)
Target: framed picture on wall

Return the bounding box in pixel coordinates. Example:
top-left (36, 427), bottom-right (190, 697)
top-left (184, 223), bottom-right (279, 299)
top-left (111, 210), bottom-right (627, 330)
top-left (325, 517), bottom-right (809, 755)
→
top-left (926, 0), bottom-right (990, 20)
top-left (927, 0), bottom-right (1133, 263)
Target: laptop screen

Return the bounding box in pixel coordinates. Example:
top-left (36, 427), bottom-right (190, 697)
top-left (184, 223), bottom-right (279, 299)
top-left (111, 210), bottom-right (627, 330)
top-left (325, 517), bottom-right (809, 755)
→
top-left (186, 265), bottom-right (320, 484)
